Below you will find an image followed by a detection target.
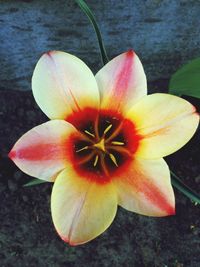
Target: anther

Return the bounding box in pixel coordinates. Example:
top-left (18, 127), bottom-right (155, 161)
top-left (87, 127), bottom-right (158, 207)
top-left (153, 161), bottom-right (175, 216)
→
top-left (111, 141), bottom-right (125, 146)
top-left (109, 153), bottom-right (118, 167)
top-left (84, 130), bottom-right (95, 138)
top-left (103, 124), bottom-right (112, 135)
top-left (76, 146), bottom-right (89, 153)
top-left (93, 155), bottom-right (99, 167)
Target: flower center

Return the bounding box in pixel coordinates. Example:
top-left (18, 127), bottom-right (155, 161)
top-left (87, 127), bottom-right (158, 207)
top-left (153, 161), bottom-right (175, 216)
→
top-left (93, 138), bottom-right (106, 152)
top-left (67, 108), bottom-right (140, 183)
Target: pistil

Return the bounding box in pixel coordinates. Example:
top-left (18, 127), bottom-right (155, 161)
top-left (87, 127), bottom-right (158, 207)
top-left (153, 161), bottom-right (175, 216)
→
top-left (93, 138), bottom-right (106, 152)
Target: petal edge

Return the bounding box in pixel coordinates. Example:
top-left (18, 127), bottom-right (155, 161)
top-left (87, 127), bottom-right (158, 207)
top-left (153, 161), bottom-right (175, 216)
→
top-left (9, 120), bottom-right (79, 181)
top-left (95, 50), bottom-right (147, 113)
top-left (51, 170), bottom-right (118, 245)
top-left (32, 51), bottom-right (100, 120)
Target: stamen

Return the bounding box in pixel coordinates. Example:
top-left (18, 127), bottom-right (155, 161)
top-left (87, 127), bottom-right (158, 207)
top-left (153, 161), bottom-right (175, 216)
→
top-left (111, 141), bottom-right (125, 146)
top-left (93, 155), bottom-right (99, 167)
top-left (100, 154), bottom-right (110, 176)
top-left (84, 130), bottom-right (95, 138)
top-left (104, 124), bottom-right (112, 135)
top-left (77, 151), bottom-right (95, 165)
top-left (105, 122), bottom-right (123, 143)
top-left (94, 115), bottom-right (100, 140)
top-left (76, 146), bottom-right (89, 153)
top-left (109, 153), bottom-right (118, 167)
top-left (106, 145), bottom-right (132, 157)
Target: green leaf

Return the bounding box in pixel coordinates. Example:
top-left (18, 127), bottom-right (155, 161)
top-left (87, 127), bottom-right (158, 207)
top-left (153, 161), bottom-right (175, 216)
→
top-left (171, 171), bottom-right (200, 204)
top-left (23, 178), bottom-right (48, 187)
top-left (75, 0), bottom-right (109, 65)
top-left (169, 57), bottom-right (200, 98)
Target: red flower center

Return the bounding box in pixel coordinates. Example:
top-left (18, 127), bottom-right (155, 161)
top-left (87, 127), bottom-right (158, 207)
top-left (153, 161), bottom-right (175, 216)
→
top-left (67, 108), bottom-right (141, 183)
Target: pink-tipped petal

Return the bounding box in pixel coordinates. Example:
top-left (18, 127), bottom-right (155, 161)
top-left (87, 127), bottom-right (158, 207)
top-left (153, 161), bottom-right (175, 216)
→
top-left (51, 169), bottom-right (117, 245)
top-left (32, 51), bottom-right (100, 120)
top-left (114, 157), bottom-right (175, 217)
top-left (9, 120), bottom-right (79, 181)
top-left (127, 93), bottom-right (199, 159)
top-left (95, 50), bottom-right (147, 113)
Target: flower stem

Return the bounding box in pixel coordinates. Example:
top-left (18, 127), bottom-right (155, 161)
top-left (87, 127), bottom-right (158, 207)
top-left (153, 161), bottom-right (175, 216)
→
top-left (75, 0), bottom-right (109, 65)
top-left (171, 171), bottom-right (200, 204)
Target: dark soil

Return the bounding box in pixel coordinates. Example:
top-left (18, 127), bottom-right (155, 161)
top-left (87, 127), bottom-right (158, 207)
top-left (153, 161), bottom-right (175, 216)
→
top-left (0, 84), bottom-right (200, 267)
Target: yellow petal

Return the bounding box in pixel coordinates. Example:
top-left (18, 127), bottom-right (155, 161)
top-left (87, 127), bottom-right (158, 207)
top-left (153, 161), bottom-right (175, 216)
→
top-left (9, 120), bottom-right (79, 181)
top-left (127, 93), bottom-right (199, 159)
top-left (95, 50), bottom-right (147, 113)
top-left (51, 168), bottom-right (117, 245)
top-left (114, 157), bottom-right (175, 217)
top-left (32, 51), bottom-right (100, 120)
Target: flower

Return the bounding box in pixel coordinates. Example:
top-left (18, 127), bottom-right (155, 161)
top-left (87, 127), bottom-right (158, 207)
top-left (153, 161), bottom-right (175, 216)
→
top-left (9, 50), bottom-right (199, 246)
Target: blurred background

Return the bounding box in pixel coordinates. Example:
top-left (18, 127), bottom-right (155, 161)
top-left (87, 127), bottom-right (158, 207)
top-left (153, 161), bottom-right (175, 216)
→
top-left (0, 0), bottom-right (200, 266)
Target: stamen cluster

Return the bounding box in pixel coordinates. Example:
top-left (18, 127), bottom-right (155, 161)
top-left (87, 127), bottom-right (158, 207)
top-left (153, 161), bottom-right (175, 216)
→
top-left (69, 109), bottom-right (140, 181)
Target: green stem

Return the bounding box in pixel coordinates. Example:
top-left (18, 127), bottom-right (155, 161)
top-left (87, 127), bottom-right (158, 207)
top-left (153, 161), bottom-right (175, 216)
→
top-left (75, 0), bottom-right (109, 65)
top-left (171, 171), bottom-right (200, 204)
